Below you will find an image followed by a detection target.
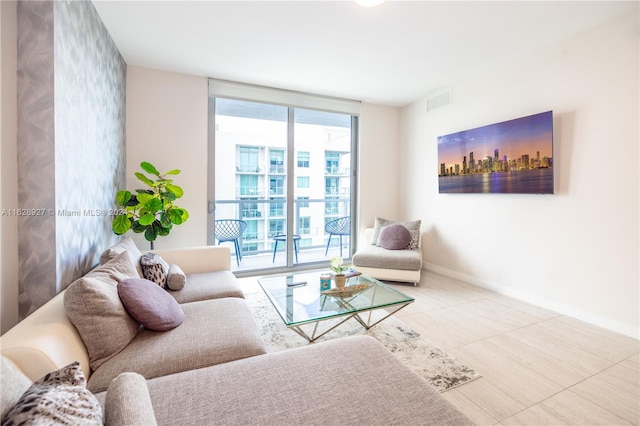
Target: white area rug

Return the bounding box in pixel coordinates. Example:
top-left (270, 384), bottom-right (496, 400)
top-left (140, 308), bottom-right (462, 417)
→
top-left (245, 288), bottom-right (482, 392)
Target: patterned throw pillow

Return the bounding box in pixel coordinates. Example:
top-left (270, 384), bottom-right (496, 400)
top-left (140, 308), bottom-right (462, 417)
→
top-left (140, 253), bottom-right (170, 288)
top-left (407, 230), bottom-right (420, 249)
top-left (1, 362), bottom-right (102, 426)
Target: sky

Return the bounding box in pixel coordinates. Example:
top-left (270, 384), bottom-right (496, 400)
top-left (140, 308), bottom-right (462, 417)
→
top-left (438, 111), bottom-right (553, 168)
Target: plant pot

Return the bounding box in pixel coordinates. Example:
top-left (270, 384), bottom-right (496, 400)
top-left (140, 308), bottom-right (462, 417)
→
top-left (334, 274), bottom-right (346, 289)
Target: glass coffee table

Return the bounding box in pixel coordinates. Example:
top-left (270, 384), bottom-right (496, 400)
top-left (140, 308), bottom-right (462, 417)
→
top-left (258, 271), bottom-right (414, 342)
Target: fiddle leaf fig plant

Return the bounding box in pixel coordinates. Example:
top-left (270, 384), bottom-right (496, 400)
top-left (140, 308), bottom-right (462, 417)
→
top-left (112, 161), bottom-right (189, 249)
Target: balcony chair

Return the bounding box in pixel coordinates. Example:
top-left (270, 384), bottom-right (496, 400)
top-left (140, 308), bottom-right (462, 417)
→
top-left (214, 219), bottom-right (247, 266)
top-left (325, 216), bottom-right (350, 257)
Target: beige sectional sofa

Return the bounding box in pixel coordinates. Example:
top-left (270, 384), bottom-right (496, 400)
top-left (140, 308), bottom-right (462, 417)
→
top-left (0, 238), bottom-right (472, 425)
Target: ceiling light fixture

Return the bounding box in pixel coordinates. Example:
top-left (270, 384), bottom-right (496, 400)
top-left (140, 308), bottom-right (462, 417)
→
top-left (355, 0), bottom-right (385, 8)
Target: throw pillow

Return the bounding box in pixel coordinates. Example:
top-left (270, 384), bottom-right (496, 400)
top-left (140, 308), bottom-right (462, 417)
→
top-left (2, 362), bottom-right (102, 426)
top-left (140, 253), bottom-right (170, 289)
top-left (166, 264), bottom-right (186, 291)
top-left (377, 224), bottom-right (412, 250)
top-left (99, 236), bottom-right (143, 277)
top-left (407, 230), bottom-right (420, 249)
top-left (371, 217), bottom-right (421, 245)
top-left (1, 358), bottom-right (32, 419)
top-left (104, 373), bottom-right (157, 426)
top-left (118, 278), bottom-right (185, 331)
top-left (64, 251), bottom-right (141, 371)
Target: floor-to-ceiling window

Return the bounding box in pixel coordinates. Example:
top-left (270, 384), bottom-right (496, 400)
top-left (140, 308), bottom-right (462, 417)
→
top-left (208, 79), bottom-right (359, 273)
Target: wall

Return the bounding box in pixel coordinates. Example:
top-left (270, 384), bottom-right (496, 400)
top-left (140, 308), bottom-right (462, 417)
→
top-left (400, 11), bottom-right (639, 338)
top-left (12, 0), bottom-right (126, 321)
top-left (125, 66), bottom-right (402, 252)
top-left (357, 103), bottom-right (401, 241)
top-left (1, 1), bottom-right (19, 334)
top-left (125, 66), bottom-right (208, 250)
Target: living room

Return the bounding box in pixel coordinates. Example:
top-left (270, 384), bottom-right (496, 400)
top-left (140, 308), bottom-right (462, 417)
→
top-left (1, 1), bottom-right (638, 425)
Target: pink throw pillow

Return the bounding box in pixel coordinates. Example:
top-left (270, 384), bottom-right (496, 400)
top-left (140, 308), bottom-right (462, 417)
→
top-left (118, 278), bottom-right (185, 331)
top-left (377, 223), bottom-right (411, 250)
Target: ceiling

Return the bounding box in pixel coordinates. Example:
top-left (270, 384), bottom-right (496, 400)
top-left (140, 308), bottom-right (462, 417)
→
top-left (92, 1), bottom-right (637, 107)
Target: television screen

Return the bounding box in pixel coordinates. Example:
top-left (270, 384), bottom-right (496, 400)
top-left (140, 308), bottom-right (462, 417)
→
top-left (437, 111), bottom-right (554, 194)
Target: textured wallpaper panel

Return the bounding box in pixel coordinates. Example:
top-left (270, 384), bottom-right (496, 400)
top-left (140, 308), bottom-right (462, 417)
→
top-left (16, 1), bottom-right (57, 316)
top-left (54, 0), bottom-right (126, 290)
top-left (16, 0), bottom-right (126, 318)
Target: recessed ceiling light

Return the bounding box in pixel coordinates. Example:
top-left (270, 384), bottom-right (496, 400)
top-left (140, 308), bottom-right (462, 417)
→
top-left (355, 0), bottom-right (385, 8)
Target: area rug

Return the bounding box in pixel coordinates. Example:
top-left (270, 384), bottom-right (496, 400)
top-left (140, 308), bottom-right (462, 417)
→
top-left (244, 288), bottom-right (482, 392)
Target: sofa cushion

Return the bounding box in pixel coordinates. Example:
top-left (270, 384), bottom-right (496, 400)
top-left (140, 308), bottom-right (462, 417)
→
top-left (87, 298), bottom-right (266, 393)
top-left (64, 252), bottom-right (141, 371)
top-left (352, 244), bottom-right (422, 271)
top-left (100, 236), bottom-right (143, 277)
top-left (166, 264), bottom-right (186, 291)
top-left (1, 357), bottom-right (32, 419)
top-left (140, 253), bottom-right (170, 288)
top-left (104, 373), bottom-right (157, 426)
top-left (118, 278), bottom-right (185, 331)
top-left (168, 271), bottom-right (244, 303)
top-left (377, 224), bottom-right (412, 250)
top-left (2, 362), bottom-right (102, 426)
top-left (371, 217), bottom-right (421, 245)
top-left (115, 336), bottom-right (472, 426)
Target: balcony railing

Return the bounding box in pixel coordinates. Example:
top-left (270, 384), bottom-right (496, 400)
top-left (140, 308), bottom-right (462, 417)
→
top-left (214, 197), bottom-right (350, 260)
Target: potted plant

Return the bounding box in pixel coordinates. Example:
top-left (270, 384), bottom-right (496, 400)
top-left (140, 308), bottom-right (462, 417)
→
top-left (112, 161), bottom-right (189, 249)
top-left (330, 256), bottom-right (350, 288)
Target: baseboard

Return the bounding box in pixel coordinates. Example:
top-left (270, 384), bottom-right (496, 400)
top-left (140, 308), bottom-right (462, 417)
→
top-left (423, 263), bottom-right (639, 340)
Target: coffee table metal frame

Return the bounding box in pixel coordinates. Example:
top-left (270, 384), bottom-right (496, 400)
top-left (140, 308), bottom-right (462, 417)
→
top-left (258, 272), bottom-right (414, 343)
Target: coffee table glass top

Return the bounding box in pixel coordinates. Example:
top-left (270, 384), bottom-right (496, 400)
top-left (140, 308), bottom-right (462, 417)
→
top-left (258, 271), bottom-right (414, 327)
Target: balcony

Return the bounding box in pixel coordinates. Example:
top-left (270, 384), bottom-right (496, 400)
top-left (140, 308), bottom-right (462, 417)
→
top-left (213, 197), bottom-right (351, 272)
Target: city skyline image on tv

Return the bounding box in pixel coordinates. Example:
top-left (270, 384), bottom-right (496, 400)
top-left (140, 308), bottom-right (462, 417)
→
top-left (437, 110), bottom-right (554, 194)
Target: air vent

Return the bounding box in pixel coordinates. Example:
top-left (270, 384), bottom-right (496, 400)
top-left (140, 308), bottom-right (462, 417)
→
top-left (427, 90), bottom-right (451, 112)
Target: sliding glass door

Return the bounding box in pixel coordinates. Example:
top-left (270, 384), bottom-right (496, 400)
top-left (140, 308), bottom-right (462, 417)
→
top-left (210, 96), bottom-right (357, 273)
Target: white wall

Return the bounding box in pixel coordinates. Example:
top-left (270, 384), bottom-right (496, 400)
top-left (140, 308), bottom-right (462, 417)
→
top-left (357, 103), bottom-right (401, 241)
top-left (400, 12), bottom-right (639, 338)
top-left (126, 66), bottom-right (208, 250)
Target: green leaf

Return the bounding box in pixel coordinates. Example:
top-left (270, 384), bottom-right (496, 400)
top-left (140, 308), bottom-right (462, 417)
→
top-left (168, 208), bottom-right (189, 225)
top-left (116, 190), bottom-right (131, 206)
top-left (112, 214), bottom-right (131, 235)
top-left (144, 198), bottom-right (163, 213)
top-left (157, 223), bottom-right (172, 236)
top-left (140, 162), bottom-right (160, 177)
top-left (144, 225), bottom-right (158, 242)
top-left (136, 192), bottom-right (153, 204)
top-left (162, 191), bottom-right (177, 202)
top-left (131, 221), bottom-right (145, 233)
top-left (160, 211), bottom-right (172, 227)
top-left (166, 184), bottom-right (184, 198)
top-left (135, 172), bottom-right (154, 187)
top-left (139, 212), bottom-right (156, 226)
top-left (165, 169), bottom-right (181, 175)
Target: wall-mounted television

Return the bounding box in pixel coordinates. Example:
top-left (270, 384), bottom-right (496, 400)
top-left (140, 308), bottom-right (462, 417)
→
top-left (438, 111), bottom-right (554, 194)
